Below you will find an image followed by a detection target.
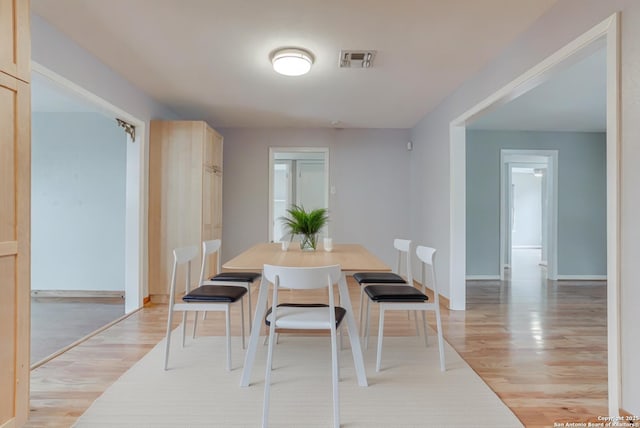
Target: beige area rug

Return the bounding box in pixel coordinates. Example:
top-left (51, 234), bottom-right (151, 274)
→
top-left (74, 331), bottom-right (523, 428)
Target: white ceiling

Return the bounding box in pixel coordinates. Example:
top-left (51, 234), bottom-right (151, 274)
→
top-left (31, 0), bottom-right (559, 129)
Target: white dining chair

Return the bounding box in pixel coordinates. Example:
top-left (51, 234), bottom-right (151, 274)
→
top-left (353, 238), bottom-right (415, 333)
top-left (262, 264), bottom-right (344, 428)
top-left (362, 245), bottom-right (445, 372)
top-left (193, 239), bottom-right (260, 336)
top-left (163, 245), bottom-right (247, 372)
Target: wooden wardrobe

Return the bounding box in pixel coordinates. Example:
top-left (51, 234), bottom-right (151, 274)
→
top-left (0, 0), bottom-right (31, 426)
top-left (148, 121), bottom-right (223, 301)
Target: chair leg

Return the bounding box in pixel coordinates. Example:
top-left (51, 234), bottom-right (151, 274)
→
top-left (225, 307), bottom-right (232, 372)
top-left (192, 311), bottom-right (199, 339)
top-left (358, 284), bottom-right (365, 328)
top-left (181, 312), bottom-right (187, 348)
top-left (435, 307), bottom-right (446, 372)
top-left (414, 310), bottom-right (421, 337)
top-left (163, 308), bottom-right (175, 370)
top-left (376, 307), bottom-right (385, 372)
top-left (331, 325), bottom-right (340, 428)
top-left (263, 323), bottom-right (277, 428)
top-left (240, 297), bottom-right (246, 350)
top-left (421, 311), bottom-right (428, 347)
top-left (247, 283), bottom-right (253, 333)
top-left (364, 298), bottom-right (372, 350)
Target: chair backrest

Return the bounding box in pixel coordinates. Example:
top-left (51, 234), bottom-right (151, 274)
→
top-left (416, 245), bottom-right (438, 299)
top-left (263, 264), bottom-right (342, 291)
top-left (393, 238), bottom-right (413, 285)
top-left (200, 239), bottom-right (222, 284)
top-left (169, 245), bottom-right (199, 303)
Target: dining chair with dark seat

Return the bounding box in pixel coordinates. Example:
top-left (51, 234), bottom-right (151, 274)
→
top-left (353, 238), bottom-right (414, 331)
top-left (362, 245), bottom-right (446, 372)
top-left (194, 239), bottom-right (261, 333)
top-left (163, 245), bottom-right (248, 372)
top-left (262, 264), bottom-right (344, 428)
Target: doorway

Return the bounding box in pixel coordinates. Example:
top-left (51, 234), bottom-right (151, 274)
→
top-left (500, 150), bottom-right (557, 281)
top-left (450, 15), bottom-right (619, 413)
top-left (30, 64), bottom-right (146, 366)
top-left (268, 147), bottom-right (329, 242)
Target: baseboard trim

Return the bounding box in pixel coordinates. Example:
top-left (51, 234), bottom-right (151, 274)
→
top-left (620, 408), bottom-right (635, 417)
top-left (143, 296), bottom-right (151, 305)
top-left (466, 275), bottom-right (500, 280)
top-left (556, 275), bottom-right (607, 281)
top-left (150, 294), bottom-right (169, 304)
top-left (31, 290), bottom-right (124, 298)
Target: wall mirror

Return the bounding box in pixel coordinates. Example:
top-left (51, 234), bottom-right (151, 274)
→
top-left (268, 147), bottom-right (329, 242)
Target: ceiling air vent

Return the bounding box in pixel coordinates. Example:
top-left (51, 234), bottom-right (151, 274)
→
top-left (339, 50), bottom-right (376, 68)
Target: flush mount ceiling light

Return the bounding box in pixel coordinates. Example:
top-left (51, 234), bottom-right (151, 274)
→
top-left (271, 48), bottom-right (314, 76)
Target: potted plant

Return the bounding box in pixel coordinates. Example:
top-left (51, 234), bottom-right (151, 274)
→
top-left (280, 204), bottom-right (329, 251)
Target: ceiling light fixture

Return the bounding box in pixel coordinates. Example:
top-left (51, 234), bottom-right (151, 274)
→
top-left (271, 48), bottom-right (314, 76)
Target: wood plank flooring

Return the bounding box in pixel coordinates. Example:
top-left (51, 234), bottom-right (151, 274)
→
top-left (26, 257), bottom-right (607, 427)
top-left (31, 297), bottom-right (124, 365)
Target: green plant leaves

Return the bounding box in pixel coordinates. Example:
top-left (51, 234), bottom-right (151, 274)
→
top-left (280, 204), bottom-right (329, 237)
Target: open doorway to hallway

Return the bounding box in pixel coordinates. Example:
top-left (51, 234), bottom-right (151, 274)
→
top-left (450, 16), bottom-right (620, 414)
top-left (30, 71), bottom-right (126, 365)
top-left (500, 150), bottom-right (557, 283)
top-left (29, 67), bottom-right (146, 367)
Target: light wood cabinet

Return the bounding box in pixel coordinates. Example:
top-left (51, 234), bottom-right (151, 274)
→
top-left (148, 121), bottom-right (223, 300)
top-left (0, 1), bottom-right (30, 426)
top-left (0, 0), bottom-right (31, 82)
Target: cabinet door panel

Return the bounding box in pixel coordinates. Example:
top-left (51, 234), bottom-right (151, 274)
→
top-left (0, 0), bottom-right (30, 81)
top-left (0, 72), bottom-right (30, 427)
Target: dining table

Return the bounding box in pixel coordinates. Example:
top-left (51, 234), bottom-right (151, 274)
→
top-left (223, 242), bottom-right (391, 388)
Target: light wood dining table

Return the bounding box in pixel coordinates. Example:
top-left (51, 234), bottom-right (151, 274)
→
top-left (223, 242), bottom-right (390, 388)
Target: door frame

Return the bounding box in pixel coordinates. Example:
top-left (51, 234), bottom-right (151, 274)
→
top-left (268, 147), bottom-right (329, 242)
top-left (31, 62), bottom-right (146, 314)
top-left (449, 14), bottom-right (620, 414)
top-left (499, 150), bottom-right (558, 280)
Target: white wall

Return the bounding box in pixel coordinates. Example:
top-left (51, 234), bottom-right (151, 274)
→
top-left (409, 0), bottom-right (640, 414)
top-left (32, 112), bottom-right (126, 291)
top-left (220, 128), bottom-right (412, 267)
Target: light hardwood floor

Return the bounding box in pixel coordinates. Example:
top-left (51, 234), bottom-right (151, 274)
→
top-left (26, 253), bottom-right (607, 428)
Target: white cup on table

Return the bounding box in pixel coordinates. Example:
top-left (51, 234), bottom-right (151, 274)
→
top-left (323, 237), bottom-right (333, 252)
top-left (281, 240), bottom-right (290, 251)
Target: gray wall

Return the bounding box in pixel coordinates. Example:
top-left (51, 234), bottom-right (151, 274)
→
top-left (409, 0), bottom-right (640, 412)
top-left (466, 130), bottom-right (606, 277)
top-left (220, 128), bottom-right (412, 267)
top-left (32, 112), bottom-right (126, 291)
